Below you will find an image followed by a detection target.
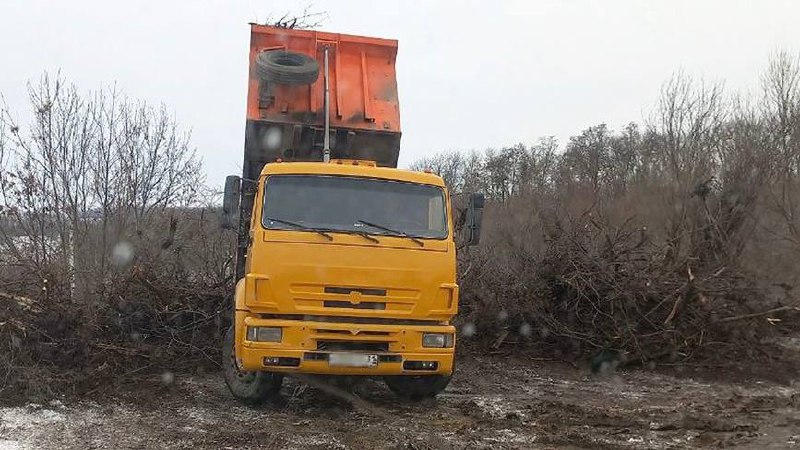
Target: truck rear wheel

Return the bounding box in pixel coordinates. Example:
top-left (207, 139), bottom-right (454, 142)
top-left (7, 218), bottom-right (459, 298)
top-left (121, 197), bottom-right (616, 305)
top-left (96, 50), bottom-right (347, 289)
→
top-left (384, 375), bottom-right (452, 400)
top-left (222, 326), bottom-right (283, 404)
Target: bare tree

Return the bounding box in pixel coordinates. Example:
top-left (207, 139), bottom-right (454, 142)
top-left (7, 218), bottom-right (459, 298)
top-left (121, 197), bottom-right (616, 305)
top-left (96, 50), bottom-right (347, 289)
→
top-left (0, 73), bottom-right (204, 303)
top-left (560, 124), bottom-right (612, 191)
top-left (523, 136), bottom-right (559, 193)
top-left (409, 151), bottom-right (465, 191)
top-left (650, 72), bottom-right (727, 186)
top-left (762, 50), bottom-right (800, 172)
top-left (760, 51), bottom-right (800, 251)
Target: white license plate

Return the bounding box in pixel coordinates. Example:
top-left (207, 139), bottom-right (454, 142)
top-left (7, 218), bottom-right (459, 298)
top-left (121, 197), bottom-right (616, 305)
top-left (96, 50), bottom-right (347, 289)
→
top-left (328, 353), bottom-right (378, 368)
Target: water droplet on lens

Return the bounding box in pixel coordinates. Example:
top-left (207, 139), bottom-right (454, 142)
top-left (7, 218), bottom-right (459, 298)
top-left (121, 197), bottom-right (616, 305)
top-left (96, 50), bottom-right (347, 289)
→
top-left (111, 241), bottom-right (134, 267)
top-left (461, 323), bottom-right (476, 337)
top-left (263, 127), bottom-right (283, 151)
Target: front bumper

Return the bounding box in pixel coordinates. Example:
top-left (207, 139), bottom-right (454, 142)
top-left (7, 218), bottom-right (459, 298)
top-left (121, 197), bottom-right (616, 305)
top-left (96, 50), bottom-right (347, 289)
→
top-left (236, 315), bottom-right (455, 376)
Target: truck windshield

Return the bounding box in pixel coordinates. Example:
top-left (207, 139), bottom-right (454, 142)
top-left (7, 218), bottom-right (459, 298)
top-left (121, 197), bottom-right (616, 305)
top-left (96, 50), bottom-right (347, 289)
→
top-left (262, 175), bottom-right (448, 239)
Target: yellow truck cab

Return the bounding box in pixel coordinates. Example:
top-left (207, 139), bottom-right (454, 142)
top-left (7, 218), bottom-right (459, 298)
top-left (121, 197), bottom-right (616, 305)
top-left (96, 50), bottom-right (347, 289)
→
top-left (220, 25), bottom-right (483, 403)
top-left (222, 160), bottom-right (483, 402)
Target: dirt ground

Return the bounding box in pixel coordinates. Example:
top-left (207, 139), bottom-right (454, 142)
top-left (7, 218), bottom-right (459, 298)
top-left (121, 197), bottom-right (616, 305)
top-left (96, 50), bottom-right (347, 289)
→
top-left (2, 347), bottom-right (799, 449)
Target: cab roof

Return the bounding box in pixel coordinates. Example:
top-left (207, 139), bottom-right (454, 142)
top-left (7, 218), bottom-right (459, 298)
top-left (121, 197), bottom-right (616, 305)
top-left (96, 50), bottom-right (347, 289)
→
top-left (261, 161), bottom-right (446, 187)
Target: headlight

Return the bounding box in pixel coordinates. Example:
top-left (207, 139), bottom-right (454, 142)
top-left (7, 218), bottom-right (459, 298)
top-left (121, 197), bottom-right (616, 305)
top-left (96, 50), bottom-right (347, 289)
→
top-left (422, 333), bottom-right (454, 348)
top-left (246, 326), bottom-right (282, 342)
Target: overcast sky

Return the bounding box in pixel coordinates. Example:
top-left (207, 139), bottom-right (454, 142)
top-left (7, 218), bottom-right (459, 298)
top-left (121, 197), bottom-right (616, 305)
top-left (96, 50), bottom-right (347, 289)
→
top-left (2, 0), bottom-right (799, 185)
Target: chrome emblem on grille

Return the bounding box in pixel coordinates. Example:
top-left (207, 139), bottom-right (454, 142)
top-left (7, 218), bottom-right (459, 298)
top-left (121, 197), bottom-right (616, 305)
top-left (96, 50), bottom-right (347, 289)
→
top-left (348, 290), bottom-right (363, 304)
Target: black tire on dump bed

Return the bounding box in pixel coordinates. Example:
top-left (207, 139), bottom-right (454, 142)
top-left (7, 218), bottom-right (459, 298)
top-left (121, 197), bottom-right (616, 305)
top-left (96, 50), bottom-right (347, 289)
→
top-left (384, 375), bottom-right (452, 400)
top-left (222, 326), bottom-right (283, 405)
top-left (255, 50), bottom-right (319, 86)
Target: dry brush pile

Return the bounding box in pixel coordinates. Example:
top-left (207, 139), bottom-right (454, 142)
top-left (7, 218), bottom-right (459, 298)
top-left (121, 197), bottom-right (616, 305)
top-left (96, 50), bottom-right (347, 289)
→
top-left (456, 200), bottom-right (788, 364)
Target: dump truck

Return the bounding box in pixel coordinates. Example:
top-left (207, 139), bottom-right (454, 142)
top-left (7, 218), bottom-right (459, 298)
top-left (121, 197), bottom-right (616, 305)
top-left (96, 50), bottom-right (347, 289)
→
top-left (220, 24), bottom-right (484, 403)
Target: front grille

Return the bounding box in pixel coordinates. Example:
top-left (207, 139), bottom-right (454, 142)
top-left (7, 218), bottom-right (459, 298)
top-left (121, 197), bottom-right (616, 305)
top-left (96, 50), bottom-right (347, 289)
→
top-left (316, 341), bottom-right (389, 352)
top-left (324, 286), bottom-right (387, 296)
top-left (323, 300), bottom-right (386, 310)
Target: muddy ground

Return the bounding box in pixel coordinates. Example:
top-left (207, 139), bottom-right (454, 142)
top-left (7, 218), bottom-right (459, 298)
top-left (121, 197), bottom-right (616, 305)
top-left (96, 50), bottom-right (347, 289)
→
top-left (2, 347), bottom-right (799, 449)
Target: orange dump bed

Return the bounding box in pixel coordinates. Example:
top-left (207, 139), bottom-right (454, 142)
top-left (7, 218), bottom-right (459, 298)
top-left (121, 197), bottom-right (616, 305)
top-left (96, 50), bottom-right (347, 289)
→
top-left (243, 25), bottom-right (401, 169)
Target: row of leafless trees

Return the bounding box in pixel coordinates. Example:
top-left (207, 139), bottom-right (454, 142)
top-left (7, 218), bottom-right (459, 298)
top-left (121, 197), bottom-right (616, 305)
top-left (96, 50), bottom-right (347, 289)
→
top-left (0, 75), bottom-right (208, 298)
top-left (413, 52), bottom-right (800, 260)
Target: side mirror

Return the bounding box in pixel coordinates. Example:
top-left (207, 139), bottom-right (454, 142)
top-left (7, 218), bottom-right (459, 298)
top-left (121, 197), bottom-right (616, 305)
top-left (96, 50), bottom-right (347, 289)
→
top-left (466, 193), bottom-right (485, 246)
top-left (221, 175), bottom-right (241, 230)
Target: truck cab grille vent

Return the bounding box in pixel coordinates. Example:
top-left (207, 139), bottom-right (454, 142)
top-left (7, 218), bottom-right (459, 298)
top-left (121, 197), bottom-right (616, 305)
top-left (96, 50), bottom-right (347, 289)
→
top-left (323, 300), bottom-right (385, 310)
top-left (324, 287), bottom-right (387, 296)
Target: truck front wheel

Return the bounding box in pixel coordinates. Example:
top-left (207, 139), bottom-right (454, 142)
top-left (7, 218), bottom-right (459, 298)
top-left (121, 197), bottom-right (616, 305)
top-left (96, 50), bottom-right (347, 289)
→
top-left (384, 375), bottom-right (452, 400)
top-left (222, 326), bottom-right (283, 404)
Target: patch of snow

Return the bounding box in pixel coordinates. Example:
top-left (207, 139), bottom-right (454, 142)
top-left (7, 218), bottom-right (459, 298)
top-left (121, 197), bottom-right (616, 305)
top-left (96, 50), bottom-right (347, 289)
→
top-left (483, 429), bottom-right (537, 444)
top-left (178, 406), bottom-right (213, 424)
top-left (472, 396), bottom-right (507, 419)
top-left (0, 405), bottom-right (67, 449)
top-left (0, 406), bottom-right (65, 431)
top-left (287, 434), bottom-right (346, 449)
top-left (0, 440), bottom-right (22, 450)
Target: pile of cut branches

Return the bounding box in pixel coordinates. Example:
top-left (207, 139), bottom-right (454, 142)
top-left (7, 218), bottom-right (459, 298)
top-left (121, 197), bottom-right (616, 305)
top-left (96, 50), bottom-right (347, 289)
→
top-left (0, 271), bottom-right (229, 402)
top-left (458, 204), bottom-right (799, 364)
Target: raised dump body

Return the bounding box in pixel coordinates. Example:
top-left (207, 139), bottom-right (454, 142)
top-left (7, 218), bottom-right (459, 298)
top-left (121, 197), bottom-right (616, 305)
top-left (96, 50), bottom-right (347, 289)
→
top-left (244, 24), bottom-right (401, 173)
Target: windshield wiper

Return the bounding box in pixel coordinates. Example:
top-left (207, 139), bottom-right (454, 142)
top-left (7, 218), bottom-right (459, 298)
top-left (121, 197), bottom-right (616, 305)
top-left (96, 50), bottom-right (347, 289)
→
top-left (356, 219), bottom-right (424, 247)
top-left (265, 217), bottom-right (333, 241)
top-left (352, 231), bottom-right (380, 244)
